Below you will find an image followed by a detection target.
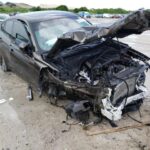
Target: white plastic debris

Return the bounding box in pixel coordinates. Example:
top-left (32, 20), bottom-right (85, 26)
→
top-left (0, 99), bottom-right (6, 104)
top-left (101, 85), bottom-right (149, 121)
top-left (9, 97), bottom-right (14, 101)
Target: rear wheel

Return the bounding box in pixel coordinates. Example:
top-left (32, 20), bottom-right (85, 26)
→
top-left (0, 57), bottom-right (8, 72)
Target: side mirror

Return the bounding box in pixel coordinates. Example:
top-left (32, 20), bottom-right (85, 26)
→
top-left (18, 41), bottom-right (33, 57)
top-left (15, 34), bottom-right (32, 56)
top-left (18, 41), bottom-right (29, 51)
top-left (15, 34), bottom-right (29, 51)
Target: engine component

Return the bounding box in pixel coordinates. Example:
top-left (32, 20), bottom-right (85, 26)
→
top-left (65, 101), bottom-right (91, 123)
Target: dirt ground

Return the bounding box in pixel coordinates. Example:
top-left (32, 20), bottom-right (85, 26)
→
top-left (0, 19), bottom-right (150, 150)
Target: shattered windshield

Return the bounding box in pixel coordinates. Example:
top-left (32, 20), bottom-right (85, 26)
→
top-left (32, 17), bottom-right (91, 52)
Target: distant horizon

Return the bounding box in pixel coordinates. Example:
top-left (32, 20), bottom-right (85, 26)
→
top-left (0, 0), bottom-right (150, 10)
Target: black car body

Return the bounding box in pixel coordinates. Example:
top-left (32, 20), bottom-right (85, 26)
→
top-left (0, 10), bottom-right (150, 122)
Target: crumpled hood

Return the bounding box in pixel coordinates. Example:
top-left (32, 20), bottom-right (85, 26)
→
top-left (47, 9), bottom-right (150, 58)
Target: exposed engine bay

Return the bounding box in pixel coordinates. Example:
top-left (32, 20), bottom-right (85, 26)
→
top-left (46, 39), bottom-right (150, 123)
top-left (41, 9), bottom-right (150, 124)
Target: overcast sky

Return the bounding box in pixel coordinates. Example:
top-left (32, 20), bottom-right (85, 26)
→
top-left (1, 0), bottom-right (150, 10)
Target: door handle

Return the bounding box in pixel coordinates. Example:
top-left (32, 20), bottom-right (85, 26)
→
top-left (9, 47), bottom-right (14, 52)
top-left (10, 49), bottom-right (14, 52)
top-left (9, 44), bottom-right (14, 52)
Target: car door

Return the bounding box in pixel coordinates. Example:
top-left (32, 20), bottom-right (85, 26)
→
top-left (10, 20), bottom-right (39, 86)
top-left (0, 20), bottom-right (14, 68)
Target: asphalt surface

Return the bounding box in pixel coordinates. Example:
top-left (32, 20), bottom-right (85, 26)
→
top-left (0, 18), bottom-right (150, 150)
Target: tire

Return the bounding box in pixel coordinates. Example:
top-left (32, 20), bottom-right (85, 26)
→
top-left (1, 57), bottom-right (8, 72)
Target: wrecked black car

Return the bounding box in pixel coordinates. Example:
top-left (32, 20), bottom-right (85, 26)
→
top-left (0, 10), bottom-right (150, 122)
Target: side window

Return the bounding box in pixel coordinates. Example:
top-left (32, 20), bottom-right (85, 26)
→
top-left (2, 20), bottom-right (13, 35)
top-left (12, 21), bottom-right (29, 42)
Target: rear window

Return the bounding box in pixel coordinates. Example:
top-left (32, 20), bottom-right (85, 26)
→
top-left (3, 20), bottom-right (13, 35)
top-left (12, 21), bottom-right (29, 41)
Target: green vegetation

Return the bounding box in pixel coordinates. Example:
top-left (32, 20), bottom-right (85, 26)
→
top-left (56, 5), bottom-right (69, 11)
top-left (0, 6), bottom-right (28, 13)
top-left (89, 8), bottom-right (129, 14)
top-left (72, 7), bottom-right (129, 14)
top-left (0, 5), bottom-right (130, 14)
top-left (73, 7), bottom-right (89, 13)
top-left (30, 6), bottom-right (44, 12)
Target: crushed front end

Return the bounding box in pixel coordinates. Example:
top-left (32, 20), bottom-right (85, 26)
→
top-left (44, 9), bottom-right (150, 123)
top-left (46, 38), bottom-right (150, 122)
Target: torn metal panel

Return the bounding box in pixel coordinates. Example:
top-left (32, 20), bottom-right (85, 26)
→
top-left (101, 86), bottom-right (149, 121)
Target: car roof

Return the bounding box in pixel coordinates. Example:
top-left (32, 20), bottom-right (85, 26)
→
top-left (9, 10), bottom-right (79, 23)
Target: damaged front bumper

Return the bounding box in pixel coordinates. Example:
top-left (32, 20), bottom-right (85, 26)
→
top-left (101, 85), bottom-right (149, 121)
top-left (59, 62), bottom-right (150, 122)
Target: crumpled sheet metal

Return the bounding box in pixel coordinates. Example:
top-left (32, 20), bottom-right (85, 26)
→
top-left (61, 9), bottom-right (150, 43)
top-left (101, 85), bottom-right (149, 121)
